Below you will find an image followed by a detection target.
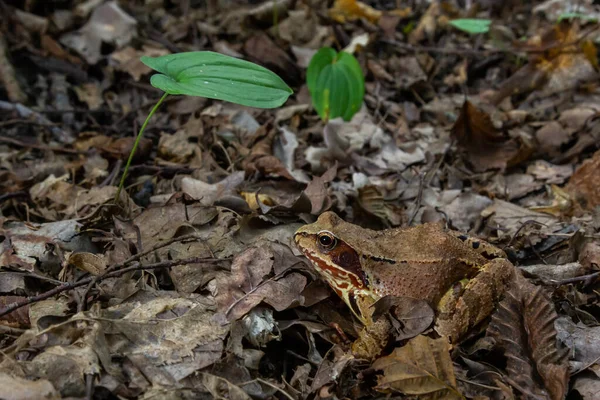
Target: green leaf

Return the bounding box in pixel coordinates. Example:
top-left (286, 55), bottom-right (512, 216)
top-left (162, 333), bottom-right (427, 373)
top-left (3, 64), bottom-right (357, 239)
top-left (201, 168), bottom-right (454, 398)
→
top-left (307, 47), bottom-right (365, 122)
top-left (557, 12), bottom-right (598, 22)
top-left (140, 51), bottom-right (293, 108)
top-left (449, 18), bottom-right (491, 34)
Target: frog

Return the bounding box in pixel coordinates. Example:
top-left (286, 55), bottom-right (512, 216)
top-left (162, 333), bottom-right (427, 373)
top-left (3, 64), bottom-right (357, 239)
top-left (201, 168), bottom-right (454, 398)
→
top-left (294, 211), bottom-right (516, 360)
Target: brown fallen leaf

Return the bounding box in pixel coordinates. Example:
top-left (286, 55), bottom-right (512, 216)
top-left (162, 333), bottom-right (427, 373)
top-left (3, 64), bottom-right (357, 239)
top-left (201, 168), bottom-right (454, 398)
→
top-left (373, 335), bottom-right (464, 399)
top-left (566, 150), bottom-right (600, 216)
top-left (487, 272), bottom-right (569, 400)
top-left (451, 100), bottom-right (532, 172)
top-left (67, 252), bottom-right (107, 276)
top-left (490, 20), bottom-right (596, 105)
top-left (218, 244), bottom-right (307, 321)
top-left (0, 295), bottom-right (30, 328)
top-left (329, 0), bottom-right (382, 24)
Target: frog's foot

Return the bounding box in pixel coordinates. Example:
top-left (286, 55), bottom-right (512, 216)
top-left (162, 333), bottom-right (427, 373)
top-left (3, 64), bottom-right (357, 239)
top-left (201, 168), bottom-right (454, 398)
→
top-left (350, 318), bottom-right (391, 360)
top-left (435, 258), bottom-right (516, 343)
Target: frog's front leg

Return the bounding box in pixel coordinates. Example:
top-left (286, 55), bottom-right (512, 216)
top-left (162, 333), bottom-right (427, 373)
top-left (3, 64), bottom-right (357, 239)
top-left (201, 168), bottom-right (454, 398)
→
top-left (351, 317), bottom-right (392, 360)
top-left (435, 258), bottom-right (516, 343)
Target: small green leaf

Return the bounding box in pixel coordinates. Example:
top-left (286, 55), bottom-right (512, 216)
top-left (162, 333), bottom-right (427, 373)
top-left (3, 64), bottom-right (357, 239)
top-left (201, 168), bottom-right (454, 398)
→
top-left (307, 47), bottom-right (365, 122)
top-left (557, 12), bottom-right (598, 22)
top-left (141, 51), bottom-right (293, 108)
top-left (449, 18), bottom-right (491, 34)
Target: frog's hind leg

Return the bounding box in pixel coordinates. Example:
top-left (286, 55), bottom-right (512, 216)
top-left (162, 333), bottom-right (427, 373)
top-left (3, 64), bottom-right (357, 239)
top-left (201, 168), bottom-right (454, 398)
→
top-left (435, 258), bottom-right (516, 343)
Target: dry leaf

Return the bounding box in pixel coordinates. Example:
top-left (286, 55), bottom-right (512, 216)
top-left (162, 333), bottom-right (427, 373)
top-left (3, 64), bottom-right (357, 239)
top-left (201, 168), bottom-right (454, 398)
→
top-left (68, 252), bottom-right (107, 276)
top-left (491, 21), bottom-right (596, 104)
top-left (0, 295), bottom-right (30, 328)
top-left (566, 150), bottom-right (600, 216)
top-left (487, 272), bottom-right (569, 400)
top-left (329, 0), bottom-right (382, 23)
top-left (451, 100), bottom-right (531, 171)
top-left (373, 335), bottom-right (464, 399)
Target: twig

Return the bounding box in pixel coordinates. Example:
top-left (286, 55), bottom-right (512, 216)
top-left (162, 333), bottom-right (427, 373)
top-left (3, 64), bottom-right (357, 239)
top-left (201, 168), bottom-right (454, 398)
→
top-left (0, 101), bottom-right (73, 143)
top-left (78, 232), bottom-right (206, 311)
top-left (0, 191), bottom-right (28, 203)
top-left (551, 271), bottom-right (600, 286)
top-left (0, 135), bottom-right (83, 154)
top-left (0, 256), bottom-right (227, 318)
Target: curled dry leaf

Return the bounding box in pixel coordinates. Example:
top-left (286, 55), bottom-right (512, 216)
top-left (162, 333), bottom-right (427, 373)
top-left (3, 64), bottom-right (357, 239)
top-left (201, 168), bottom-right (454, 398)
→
top-left (373, 335), bottom-right (464, 399)
top-left (67, 252), bottom-right (107, 276)
top-left (451, 100), bottom-right (532, 172)
top-left (566, 149), bottom-right (600, 216)
top-left (487, 272), bottom-right (569, 400)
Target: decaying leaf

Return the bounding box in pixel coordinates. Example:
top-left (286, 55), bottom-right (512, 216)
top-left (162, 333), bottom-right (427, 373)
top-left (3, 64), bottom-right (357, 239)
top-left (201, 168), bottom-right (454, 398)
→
top-left (566, 149), bottom-right (600, 216)
top-left (451, 100), bottom-right (532, 172)
top-left (487, 272), bottom-right (569, 400)
top-left (218, 244), bottom-right (307, 322)
top-left (490, 21), bottom-right (597, 105)
top-left (0, 296), bottom-right (30, 328)
top-left (373, 335), bottom-right (464, 399)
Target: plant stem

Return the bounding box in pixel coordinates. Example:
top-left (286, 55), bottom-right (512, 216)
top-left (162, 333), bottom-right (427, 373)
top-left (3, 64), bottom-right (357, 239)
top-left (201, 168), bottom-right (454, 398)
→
top-left (114, 92), bottom-right (169, 202)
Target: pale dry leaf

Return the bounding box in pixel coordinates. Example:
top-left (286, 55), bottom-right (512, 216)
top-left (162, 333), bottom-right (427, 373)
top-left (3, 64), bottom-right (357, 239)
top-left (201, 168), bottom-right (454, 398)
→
top-left (0, 373), bottom-right (59, 400)
top-left (60, 1), bottom-right (137, 64)
top-left (572, 375), bottom-right (600, 400)
top-left (68, 252), bottom-right (107, 276)
top-left (103, 295), bottom-right (228, 380)
top-left (373, 335), bottom-right (464, 399)
top-left (555, 316), bottom-right (600, 373)
top-left (181, 172), bottom-right (245, 206)
top-left (201, 372), bottom-right (251, 400)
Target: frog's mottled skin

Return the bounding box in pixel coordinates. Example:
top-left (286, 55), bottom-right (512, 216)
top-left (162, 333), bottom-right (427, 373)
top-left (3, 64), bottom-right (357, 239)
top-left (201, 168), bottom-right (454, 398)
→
top-left (294, 212), bottom-right (515, 359)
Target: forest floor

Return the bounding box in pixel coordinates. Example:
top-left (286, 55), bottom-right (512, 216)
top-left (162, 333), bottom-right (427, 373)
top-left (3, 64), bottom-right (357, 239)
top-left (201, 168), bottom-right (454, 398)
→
top-left (1, 0), bottom-right (600, 399)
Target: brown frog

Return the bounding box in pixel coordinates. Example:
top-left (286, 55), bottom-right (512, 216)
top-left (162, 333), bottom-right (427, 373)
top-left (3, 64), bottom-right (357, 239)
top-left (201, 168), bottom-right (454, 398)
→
top-left (294, 212), bottom-right (516, 359)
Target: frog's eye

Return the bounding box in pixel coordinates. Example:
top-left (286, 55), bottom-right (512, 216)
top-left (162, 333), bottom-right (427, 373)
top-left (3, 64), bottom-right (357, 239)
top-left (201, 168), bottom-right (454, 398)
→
top-left (317, 231), bottom-right (337, 250)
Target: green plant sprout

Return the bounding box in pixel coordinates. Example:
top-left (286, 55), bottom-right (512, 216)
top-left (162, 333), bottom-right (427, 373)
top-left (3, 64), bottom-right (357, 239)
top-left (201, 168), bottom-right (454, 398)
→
top-left (449, 18), bottom-right (492, 35)
top-left (306, 47), bottom-right (365, 122)
top-left (114, 51), bottom-right (293, 202)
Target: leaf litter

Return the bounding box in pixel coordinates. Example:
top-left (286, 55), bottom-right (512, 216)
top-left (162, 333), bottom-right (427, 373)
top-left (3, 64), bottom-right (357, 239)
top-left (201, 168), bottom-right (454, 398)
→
top-left (1, 0), bottom-right (600, 398)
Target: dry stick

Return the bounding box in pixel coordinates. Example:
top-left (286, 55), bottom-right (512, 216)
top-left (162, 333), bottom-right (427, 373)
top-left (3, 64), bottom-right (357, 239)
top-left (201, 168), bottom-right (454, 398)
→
top-left (78, 232), bottom-right (205, 311)
top-left (0, 256), bottom-right (226, 318)
top-left (0, 101), bottom-right (73, 144)
top-left (0, 135), bottom-right (83, 154)
top-left (0, 32), bottom-right (26, 103)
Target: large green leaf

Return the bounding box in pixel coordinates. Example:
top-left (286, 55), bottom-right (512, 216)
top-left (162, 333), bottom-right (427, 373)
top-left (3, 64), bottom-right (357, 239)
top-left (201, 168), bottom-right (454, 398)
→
top-left (307, 47), bottom-right (364, 122)
top-left (449, 18), bottom-right (491, 34)
top-left (141, 52), bottom-right (293, 108)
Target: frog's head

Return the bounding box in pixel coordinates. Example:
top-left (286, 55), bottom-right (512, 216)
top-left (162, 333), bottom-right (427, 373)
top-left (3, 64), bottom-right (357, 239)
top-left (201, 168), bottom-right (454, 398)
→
top-left (294, 212), bottom-right (374, 323)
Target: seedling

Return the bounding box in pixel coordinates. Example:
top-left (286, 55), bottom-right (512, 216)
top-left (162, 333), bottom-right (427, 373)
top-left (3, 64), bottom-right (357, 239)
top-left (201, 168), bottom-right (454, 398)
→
top-left (115, 51), bottom-right (293, 201)
top-left (307, 47), bottom-right (365, 122)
